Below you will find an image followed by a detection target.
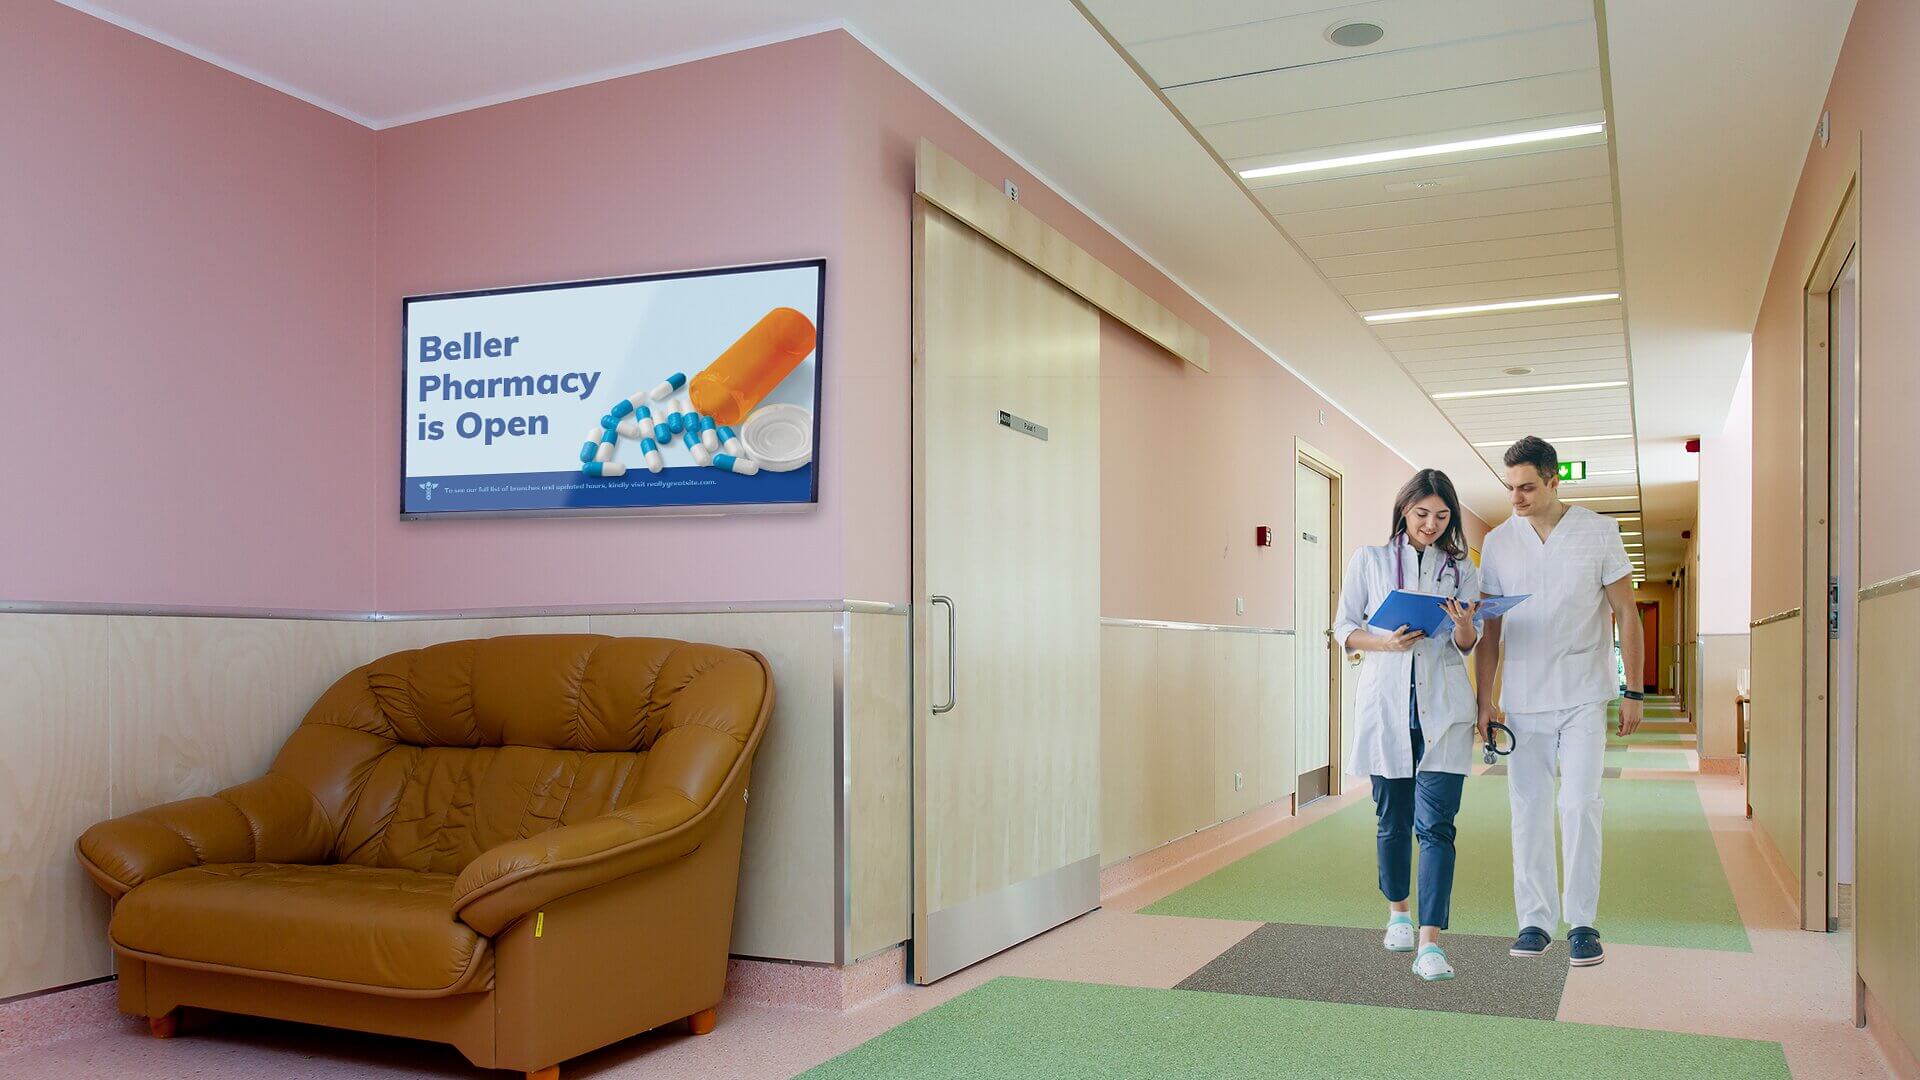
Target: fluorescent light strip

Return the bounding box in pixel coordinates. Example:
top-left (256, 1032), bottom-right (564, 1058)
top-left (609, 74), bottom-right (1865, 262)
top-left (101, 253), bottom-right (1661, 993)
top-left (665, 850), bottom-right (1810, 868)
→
top-left (1431, 380), bottom-right (1628, 401)
top-left (1366, 292), bottom-right (1620, 325)
top-left (1621, 531), bottom-right (1642, 537)
top-left (1240, 123), bottom-right (1606, 181)
top-left (1566, 496), bottom-right (1639, 503)
top-left (1473, 434), bottom-right (1632, 448)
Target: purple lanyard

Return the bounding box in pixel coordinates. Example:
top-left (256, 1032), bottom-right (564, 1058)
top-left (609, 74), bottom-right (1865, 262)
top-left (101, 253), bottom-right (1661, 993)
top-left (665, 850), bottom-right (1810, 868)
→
top-left (1396, 536), bottom-right (1459, 592)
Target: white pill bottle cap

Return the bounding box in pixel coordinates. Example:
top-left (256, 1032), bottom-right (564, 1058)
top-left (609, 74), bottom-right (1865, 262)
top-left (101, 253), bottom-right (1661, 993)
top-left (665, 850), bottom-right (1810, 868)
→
top-left (738, 403), bottom-right (813, 473)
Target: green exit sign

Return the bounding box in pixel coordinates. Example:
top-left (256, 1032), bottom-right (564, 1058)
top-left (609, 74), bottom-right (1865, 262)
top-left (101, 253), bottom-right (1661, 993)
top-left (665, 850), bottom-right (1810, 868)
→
top-left (1558, 460), bottom-right (1587, 481)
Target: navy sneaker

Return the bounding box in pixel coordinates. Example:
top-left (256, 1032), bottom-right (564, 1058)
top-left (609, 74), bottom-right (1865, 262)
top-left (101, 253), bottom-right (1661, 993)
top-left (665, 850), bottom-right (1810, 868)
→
top-left (1568, 926), bottom-right (1605, 967)
top-left (1510, 926), bottom-right (1551, 957)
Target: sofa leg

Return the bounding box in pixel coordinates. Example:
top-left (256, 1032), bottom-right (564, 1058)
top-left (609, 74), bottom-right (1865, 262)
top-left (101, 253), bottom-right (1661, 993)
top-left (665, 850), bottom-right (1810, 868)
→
top-left (688, 1007), bottom-right (718, 1036)
top-left (526, 1068), bottom-right (559, 1080)
top-left (147, 1012), bottom-right (179, 1039)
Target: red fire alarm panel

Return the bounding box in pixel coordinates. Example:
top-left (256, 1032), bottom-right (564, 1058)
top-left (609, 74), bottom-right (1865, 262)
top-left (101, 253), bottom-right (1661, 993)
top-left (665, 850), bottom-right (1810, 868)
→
top-left (1256, 526), bottom-right (1273, 547)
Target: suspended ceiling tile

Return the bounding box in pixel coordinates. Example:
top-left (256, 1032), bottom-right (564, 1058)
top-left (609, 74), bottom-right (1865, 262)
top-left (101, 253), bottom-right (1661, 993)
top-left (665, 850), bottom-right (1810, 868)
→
top-left (1297, 202), bottom-right (1616, 258)
top-left (1263, 144), bottom-right (1613, 216)
top-left (1370, 304), bottom-right (1624, 340)
top-left (1200, 70), bottom-right (1602, 160)
top-left (1314, 228), bottom-right (1618, 278)
top-left (1342, 268), bottom-right (1621, 313)
top-left (1369, 311), bottom-right (1624, 347)
top-left (1392, 334), bottom-right (1625, 363)
top-left (1274, 175), bottom-right (1617, 238)
top-left (1166, 20), bottom-right (1599, 126)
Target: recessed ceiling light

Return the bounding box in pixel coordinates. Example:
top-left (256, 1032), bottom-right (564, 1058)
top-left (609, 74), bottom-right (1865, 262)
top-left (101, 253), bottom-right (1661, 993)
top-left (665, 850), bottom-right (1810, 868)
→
top-left (1366, 292), bottom-right (1620, 324)
top-left (1472, 434), bottom-right (1632, 448)
top-left (1240, 123), bottom-right (1606, 181)
top-left (1503, 367), bottom-right (1535, 376)
top-left (1432, 380), bottom-right (1627, 400)
top-left (1327, 21), bottom-right (1385, 47)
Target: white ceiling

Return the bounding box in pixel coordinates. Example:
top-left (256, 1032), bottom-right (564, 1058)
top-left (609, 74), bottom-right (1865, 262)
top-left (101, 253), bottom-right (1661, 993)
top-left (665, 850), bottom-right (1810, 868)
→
top-left (58, 0), bottom-right (1855, 575)
top-left (1085, 0), bottom-right (1650, 565)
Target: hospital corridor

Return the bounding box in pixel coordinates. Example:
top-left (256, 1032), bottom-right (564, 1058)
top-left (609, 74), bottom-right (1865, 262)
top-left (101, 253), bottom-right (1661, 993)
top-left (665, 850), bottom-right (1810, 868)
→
top-left (0, 1), bottom-right (1914, 1079)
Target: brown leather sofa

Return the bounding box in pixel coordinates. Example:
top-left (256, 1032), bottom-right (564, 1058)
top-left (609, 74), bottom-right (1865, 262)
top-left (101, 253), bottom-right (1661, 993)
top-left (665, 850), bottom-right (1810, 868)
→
top-left (75, 634), bottom-right (772, 1079)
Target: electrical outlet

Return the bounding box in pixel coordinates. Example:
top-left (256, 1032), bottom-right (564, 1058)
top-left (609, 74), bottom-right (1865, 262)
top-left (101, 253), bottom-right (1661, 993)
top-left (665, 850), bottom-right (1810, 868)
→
top-left (1003, 179), bottom-right (1020, 202)
top-left (1235, 597), bottom-right (1245, 615)
top-left (1318, 409), bottom-right (1327, 425)
top-left (1234, 772), bottom-right (1244, 791)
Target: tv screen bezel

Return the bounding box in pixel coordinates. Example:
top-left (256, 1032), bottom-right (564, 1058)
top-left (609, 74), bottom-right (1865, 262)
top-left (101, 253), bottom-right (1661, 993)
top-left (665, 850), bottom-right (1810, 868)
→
top-left (399, 257), bottom-right (826, 521)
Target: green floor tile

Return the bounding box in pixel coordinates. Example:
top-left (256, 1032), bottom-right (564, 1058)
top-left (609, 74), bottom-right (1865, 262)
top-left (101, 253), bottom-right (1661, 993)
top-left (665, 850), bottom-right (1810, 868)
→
top-left (802, 978), bottom-right (1788, 1080)
top-left (1142, 776), bottom-right (1748, 951)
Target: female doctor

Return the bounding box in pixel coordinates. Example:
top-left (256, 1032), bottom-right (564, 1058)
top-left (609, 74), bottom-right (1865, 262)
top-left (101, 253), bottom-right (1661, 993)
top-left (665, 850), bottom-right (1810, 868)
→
top-left (1331, 468), bottom-right (1481, 982)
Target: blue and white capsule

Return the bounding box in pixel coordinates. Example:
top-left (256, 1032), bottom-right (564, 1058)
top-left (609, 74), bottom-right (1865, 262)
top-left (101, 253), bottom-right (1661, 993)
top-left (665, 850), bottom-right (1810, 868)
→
top-left (594, 440), bottom-right (616, 463)
top-left (718, 425), bottom-right (744, 456)
top-left (640, 437), bottom-right (665, 473)
top-left (647, 372), bottom-right (688, 402)
top-left (581, 461), bottom-right (627, 477)
top-left (610, 399), bottom-right (635, 420)
top-left (600, 413), bottom-right (619, 431)
top-left (699, 415), bottom-right (721, 452)
top-left (712, 453), bottom-right (759, 476)
top-left (617, 406), bottom-right (655, 441)
top-left (682, 428), bottom-right (712, 467)
top-left (667, 408), bottom-right (687, 435)
top-left (579, 433), bottom-right (601, 463)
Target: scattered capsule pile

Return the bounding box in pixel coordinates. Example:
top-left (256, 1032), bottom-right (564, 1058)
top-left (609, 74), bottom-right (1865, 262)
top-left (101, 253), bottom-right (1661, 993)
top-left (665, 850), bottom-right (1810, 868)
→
top-left (576, 371), bottom-right (758, 479)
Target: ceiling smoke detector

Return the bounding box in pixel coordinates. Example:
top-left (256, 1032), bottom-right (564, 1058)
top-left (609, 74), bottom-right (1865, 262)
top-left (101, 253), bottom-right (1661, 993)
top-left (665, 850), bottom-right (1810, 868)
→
top-left (1327, 21), bottom-right (1385, 47)
top-left (1504, 366), bottom-right (1535, 376)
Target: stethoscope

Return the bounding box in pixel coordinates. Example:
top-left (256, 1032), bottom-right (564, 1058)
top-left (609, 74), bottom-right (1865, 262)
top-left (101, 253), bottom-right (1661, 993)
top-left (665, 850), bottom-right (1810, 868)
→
top-left (1395, 534), bottom-right (1460, 591)
top-left (1483, 720), bottom-right (1515, 765)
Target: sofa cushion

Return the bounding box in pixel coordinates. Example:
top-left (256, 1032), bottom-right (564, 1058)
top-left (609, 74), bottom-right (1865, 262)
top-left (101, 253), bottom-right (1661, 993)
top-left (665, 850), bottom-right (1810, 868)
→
top-left (110, 863), bottom-right (490, 996)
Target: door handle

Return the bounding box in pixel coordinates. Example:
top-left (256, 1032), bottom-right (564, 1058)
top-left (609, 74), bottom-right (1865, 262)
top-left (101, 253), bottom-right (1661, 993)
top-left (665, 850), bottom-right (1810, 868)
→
top-left (931, 595), bottom-right (957, 714)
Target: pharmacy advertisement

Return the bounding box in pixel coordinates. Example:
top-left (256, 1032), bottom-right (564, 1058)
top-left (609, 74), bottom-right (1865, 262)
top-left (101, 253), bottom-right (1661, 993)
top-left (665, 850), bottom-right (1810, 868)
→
top-left (401, 260), bottom-right (823, 516)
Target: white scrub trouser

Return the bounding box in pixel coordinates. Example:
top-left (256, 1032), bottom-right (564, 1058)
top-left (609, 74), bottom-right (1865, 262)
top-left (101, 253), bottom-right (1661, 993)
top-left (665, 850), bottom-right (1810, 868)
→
top-left (1505, 701), bottom-right (1609, 933)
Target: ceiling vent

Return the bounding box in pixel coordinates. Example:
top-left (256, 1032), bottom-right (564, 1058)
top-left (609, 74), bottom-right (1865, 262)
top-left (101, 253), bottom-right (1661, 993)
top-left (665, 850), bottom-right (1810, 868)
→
top-left (1327, 22), bottom-right (1385, 47)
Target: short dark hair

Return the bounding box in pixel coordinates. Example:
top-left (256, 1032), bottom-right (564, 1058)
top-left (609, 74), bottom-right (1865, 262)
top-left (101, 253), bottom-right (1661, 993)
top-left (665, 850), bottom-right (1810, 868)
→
top-left (1503, 436), bottom-right (1559, 482)
top-left (1389, 468), bottom-right (1468, 560)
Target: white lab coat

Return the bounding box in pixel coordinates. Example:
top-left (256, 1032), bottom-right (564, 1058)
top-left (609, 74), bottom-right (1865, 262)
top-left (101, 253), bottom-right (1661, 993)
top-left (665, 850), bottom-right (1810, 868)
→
top-left (1332, 540), bottom-right (1481, 778)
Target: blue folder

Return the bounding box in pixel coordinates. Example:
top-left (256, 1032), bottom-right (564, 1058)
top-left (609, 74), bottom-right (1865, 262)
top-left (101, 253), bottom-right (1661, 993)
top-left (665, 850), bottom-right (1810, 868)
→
top-left (1365, 590), bottom-right (1530, 639)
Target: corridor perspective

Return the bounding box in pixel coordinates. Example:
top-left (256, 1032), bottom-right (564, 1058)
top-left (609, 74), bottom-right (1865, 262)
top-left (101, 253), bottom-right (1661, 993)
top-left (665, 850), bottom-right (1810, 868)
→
top-left (2, 1), bottom-right (1916, 1079)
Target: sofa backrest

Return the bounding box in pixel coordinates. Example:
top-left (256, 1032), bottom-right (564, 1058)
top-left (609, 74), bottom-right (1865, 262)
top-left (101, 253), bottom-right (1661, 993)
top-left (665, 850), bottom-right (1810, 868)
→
top-left (266, 635), bottom-right (770, 876)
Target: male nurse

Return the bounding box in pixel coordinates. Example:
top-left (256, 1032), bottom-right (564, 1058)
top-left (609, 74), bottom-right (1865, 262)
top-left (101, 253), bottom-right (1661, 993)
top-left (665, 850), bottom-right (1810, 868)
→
top-left (1474, 436), bottom-right (1642, 968)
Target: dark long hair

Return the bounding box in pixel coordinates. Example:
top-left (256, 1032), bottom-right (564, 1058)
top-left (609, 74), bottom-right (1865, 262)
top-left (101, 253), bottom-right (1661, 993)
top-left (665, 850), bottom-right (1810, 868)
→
top-left (1388, 469), bottom-right (1468, 561)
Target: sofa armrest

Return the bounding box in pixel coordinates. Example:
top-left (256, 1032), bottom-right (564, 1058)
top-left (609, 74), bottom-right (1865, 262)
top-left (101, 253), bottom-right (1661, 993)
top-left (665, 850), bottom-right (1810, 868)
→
top-left (452, 790), bottom-right (708, 936)
top-left (75, 773), bottom-right (335, 898)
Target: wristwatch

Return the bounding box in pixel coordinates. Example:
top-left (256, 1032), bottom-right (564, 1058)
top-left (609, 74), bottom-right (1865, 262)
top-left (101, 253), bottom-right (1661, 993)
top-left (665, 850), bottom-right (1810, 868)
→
top-left (1622, 690), bottom-right (1645, 701)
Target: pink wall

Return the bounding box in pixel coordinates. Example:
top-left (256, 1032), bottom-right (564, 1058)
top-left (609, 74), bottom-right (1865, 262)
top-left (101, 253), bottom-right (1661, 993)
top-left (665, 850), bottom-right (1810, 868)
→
top-left (372, 35), bottom-right (851, 610)
top-left (1699, 357), bottom-right (1753, 634)
top-left (11, 18), bottom-right (1471, 620)
top-left (840, 36), bottom-right (1440, 625)
top-left (1753, 0), bottom-right (1920, 611)
top-left (0, 0), bottom-right (378, 610)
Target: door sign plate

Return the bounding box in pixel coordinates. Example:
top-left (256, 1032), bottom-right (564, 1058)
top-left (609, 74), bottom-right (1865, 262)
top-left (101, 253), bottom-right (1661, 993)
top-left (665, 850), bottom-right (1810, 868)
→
top-left (998, 411), bottom-right (1048, 441)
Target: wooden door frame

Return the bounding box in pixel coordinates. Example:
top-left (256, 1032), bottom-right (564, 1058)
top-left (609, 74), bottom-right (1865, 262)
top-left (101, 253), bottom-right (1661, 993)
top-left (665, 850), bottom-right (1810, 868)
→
top-left (1799, 173), bottom-right (1858, 934)
top-left (1296, 439), bottom-right (1345, 795)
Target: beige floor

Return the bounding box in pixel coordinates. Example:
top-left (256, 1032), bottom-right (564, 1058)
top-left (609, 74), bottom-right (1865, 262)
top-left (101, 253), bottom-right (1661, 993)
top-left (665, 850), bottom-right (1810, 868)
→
top-left (0, 771), bottom-right (1897, 1079)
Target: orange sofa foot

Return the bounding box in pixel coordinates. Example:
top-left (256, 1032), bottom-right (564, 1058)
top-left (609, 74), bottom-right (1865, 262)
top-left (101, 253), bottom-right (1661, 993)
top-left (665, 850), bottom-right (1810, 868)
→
top-left (147, 1012), bottom-right (179, 1039)
top-left (689, 1007), bottom-right (718, 1036)
top-left (526, 1068), bottom-right (559, 1080)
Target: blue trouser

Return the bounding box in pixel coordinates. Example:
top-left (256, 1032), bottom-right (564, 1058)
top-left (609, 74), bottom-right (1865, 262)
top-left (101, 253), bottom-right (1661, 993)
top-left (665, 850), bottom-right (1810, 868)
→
top-left (1370, 693), bottom-right (1466, 929)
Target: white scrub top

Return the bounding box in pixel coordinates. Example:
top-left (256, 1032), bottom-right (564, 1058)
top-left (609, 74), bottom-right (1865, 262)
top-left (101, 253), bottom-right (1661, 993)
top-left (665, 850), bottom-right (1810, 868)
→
top-left (1332, 539), bottom-right (1481, 778)
top-left (1479, 505), bottom-right (1635, 714)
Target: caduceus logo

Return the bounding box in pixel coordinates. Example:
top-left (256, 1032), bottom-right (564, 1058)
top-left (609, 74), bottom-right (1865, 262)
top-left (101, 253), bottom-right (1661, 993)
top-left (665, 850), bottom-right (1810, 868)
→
top-left (418, 480), bottom-right (438, 502)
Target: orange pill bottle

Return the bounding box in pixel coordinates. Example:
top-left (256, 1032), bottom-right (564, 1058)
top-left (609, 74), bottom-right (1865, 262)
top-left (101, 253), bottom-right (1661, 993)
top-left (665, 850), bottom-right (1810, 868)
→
top-left (687, 307), bottom-right (818, 427)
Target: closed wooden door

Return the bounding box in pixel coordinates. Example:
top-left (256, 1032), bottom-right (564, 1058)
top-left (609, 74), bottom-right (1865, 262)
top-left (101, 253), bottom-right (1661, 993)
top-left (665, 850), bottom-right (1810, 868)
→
top-left (1294, 461), bottom-right (1334, 803)
top-left (910, 202), bottom-right (1101, 984)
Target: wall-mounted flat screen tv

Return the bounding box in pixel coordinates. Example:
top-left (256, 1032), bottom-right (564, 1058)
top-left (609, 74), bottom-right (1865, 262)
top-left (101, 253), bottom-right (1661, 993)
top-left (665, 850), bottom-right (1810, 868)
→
top-left (402, 258), bottom-right (823, 517)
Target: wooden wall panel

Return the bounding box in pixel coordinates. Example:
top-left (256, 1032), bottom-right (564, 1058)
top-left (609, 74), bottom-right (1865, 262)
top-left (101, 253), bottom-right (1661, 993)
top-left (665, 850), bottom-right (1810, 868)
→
top-left (846, 611), bottom-right (911, 961)
top-left (1857, 586), bottom-right (1920, 1059)
top-left (1749, 617), bottom-right (1803, 887)
top-left (1100, 623), bottom-right (1295, 868)
top-left (372, 616), bottom-right (590, 655)
top-left (588, 611), bottom-right (839, 963)
top-left (0, 615), bottom-right (113, 998)
top-left (107, 617), bottom-right (369, 815)
top-left (1697, 634), bottom-right (1750, 760)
